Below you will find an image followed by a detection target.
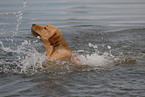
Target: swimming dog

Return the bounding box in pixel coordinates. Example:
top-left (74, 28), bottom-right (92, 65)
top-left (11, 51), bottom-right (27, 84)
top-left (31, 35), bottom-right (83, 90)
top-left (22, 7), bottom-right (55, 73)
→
top-left (31, 24), bottom-right (81, 64)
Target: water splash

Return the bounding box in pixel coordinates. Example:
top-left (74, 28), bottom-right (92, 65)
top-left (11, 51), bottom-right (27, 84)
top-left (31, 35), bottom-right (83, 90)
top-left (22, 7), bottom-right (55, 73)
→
top-left (19, 48), bottom-right (48, 75)
top-left (1, 40), bottom-right (129, 75)
top-left (16, 0), bottom-right (27, 32)
top-left (0, 40), bottom-right (45, 74)
top-left (77, 43), bottom-right (115, 67)
top-left (0, 40), bottom-right (116, 74)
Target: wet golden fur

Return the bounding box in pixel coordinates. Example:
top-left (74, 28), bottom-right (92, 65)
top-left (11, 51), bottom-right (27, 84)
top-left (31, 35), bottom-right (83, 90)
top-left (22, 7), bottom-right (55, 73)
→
top-left (31, 24), bottom-right (80, 64)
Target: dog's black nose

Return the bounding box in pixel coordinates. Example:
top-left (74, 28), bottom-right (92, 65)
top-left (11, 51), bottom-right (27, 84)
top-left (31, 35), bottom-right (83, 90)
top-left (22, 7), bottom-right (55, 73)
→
top-left (32, 24), bottom-right (36, 27)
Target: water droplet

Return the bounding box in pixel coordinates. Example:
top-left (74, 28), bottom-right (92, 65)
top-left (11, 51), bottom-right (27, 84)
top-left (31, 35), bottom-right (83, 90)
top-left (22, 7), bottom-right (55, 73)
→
top-left (107, 45), bottom-right (111, 49)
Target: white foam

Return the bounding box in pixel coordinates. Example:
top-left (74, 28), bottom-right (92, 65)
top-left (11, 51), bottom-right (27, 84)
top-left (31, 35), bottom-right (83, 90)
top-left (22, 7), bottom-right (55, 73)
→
top-left (77, 43), bottom-right (114, 67)
top-left (78, 52), bottom-right (113, 67)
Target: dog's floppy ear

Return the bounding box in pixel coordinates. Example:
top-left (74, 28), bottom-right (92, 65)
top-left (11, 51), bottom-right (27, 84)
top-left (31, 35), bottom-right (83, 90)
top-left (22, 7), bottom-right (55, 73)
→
top-left (49, 31), bottom-right (61, 47)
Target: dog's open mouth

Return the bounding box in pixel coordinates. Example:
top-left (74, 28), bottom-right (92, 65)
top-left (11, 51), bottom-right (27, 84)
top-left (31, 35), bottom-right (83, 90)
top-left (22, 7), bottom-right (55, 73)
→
top-left (31, 28), bottom-right (41, 39)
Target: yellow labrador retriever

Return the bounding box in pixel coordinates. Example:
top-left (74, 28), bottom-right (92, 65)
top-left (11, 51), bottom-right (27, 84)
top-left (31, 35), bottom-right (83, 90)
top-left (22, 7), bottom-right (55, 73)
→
top-left (31, 24), bottom-right (81, 64)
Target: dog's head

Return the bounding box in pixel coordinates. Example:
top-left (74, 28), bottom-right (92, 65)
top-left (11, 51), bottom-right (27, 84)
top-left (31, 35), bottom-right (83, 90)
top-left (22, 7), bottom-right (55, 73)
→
top-left (31, 24), bottom-right (61, 43)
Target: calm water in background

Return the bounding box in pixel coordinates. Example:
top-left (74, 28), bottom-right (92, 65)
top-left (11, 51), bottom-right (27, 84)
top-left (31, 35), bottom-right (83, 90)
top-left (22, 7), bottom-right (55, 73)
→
top-left (0, 0), bottom-right (145, 96)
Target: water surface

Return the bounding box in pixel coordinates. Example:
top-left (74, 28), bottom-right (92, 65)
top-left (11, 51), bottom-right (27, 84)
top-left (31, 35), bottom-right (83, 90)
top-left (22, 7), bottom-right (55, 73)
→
top-left (0, 0), bottom-right (145, 96)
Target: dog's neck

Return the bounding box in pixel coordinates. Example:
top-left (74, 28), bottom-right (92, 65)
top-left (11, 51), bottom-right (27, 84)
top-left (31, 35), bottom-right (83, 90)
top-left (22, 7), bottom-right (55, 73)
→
top-left (44, 42), bottom-right (53, 58)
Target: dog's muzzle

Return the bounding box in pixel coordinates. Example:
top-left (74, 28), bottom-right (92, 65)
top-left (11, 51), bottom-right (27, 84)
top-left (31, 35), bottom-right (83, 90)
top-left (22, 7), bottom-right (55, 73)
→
top-left (31, 28), bottom-right (40, 37)
top-left (31, 24), bottom-right (41, 38)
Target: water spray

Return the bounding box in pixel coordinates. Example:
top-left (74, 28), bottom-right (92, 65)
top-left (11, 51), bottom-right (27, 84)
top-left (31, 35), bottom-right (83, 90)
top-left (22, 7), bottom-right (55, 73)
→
top-left (16, 0), bottom-right (27, 32)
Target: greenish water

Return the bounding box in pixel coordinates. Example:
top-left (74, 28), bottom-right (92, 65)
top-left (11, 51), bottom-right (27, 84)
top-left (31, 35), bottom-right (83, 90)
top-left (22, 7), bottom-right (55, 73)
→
top-left (0, 0), bottom-right (145, 96)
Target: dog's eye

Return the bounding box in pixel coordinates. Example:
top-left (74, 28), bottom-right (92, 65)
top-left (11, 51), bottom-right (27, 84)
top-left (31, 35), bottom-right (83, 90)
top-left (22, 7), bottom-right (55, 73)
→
top-left (44, 27), bottom-right (47, 30)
